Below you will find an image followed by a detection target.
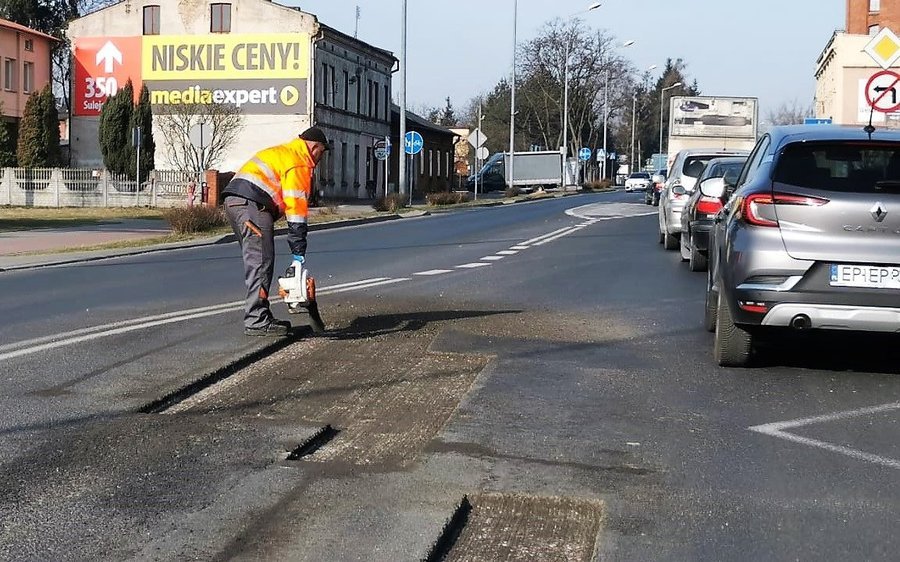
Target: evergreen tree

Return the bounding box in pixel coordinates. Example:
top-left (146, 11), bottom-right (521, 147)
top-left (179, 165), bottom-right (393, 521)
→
top-left (0, 103), bottom-right (15, 167)
top-left (131, 84), bottom-right (155, 182)
top-left (40, 85), bottom-right (61, 166)
top-left (439, 97), bottom-right (456, 127)
top-left (16, 87), bottom-right (60, 167)
top-left (99, 78), bottom-right (134, 176)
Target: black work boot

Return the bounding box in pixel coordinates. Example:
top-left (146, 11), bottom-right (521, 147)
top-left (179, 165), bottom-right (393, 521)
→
top-left (244, 319), bottom-right (291, 337)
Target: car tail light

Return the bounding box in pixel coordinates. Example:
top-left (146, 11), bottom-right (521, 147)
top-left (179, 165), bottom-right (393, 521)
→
top-left (739, 192), bottom-right (829, 227)
top-left (696, 196), bottom-right (722, 216)
top-left (738, 301), bottom-right (769, 314)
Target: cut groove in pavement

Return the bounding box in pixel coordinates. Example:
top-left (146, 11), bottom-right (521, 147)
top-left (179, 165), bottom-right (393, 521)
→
top-left (286, 425), bottom-right (341, 460)
top-left (423, 495), bottom-right (473, 562)
top-left (439, 493), bottom-right (603, 562)
top-left (138, 334), bottom-right (303, 414)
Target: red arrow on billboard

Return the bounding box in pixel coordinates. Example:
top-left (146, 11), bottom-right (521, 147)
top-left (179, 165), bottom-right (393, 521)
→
top-left (96, 41), bottom-right (122, 73)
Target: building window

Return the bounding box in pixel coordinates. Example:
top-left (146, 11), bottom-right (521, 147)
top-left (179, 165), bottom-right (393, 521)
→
top-left (24, 39), bottom-right (33, 52)
top-left (343, 70), bottom-right (349, 110)
top-left (210, 3), bottom-right (231, 33)
top-left (23, 62), bottom-right (33, 93)
top-left (143, 5), bottom-right (160, 35)
top-left (341, 142), bottom-right (348, 187)
top-left (330, 65), bottom-right (336, 107)
top-left (869, 24), bottom-right (881, 36)
top-left (374, 81), bottom-right (380, 119)
top-left (355, 79), bottom-right (361, 113)
top-left (870, 0), bottom-right (880, 12)
top-left (4, 58), bottom-right (15, 91)
top-left (384, 84), bottom-right (389, 121)
top-left (367, 80), bottom-right (373, 117)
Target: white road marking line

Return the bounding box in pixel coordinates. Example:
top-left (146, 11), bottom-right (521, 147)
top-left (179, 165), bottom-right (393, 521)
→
top-left (0, 278), bottom-right (405, 362)
top-left (510, 246), bottom-right (529, 250)
top-left (749, 401), bottom-right (900, 470)
top-left (322, 277), bottom-right (391, 290)
top-left (163, 366), bottom-right (259, 415)
top-left (521, 226), bottom-right (577, 246)
top-left (321, 278), bottom-right (409, 294)
top-left (457, 262), bottom-right (491, 269)
top-left (413, 269), bottom-right (453, 276)
top-left (497, 250), bottom-right (519, 255)
top-left (480, 256), bottom-right (505, 261)
top-left (532, 227), bottom-right (580, 246)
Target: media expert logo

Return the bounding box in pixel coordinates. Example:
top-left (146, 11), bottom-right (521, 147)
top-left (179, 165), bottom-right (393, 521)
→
top-left (72, 34), bottom-right (310, 116)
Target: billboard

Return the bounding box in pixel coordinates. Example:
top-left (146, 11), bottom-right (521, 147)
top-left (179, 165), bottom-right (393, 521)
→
top-left (669, 96), bottom-right (758, 139)
top-left (73, 33), bottom-right (310, 116)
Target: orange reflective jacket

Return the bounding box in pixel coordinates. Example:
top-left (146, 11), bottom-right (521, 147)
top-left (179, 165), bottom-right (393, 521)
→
top-left (232, 138), bottom-right (315, 224)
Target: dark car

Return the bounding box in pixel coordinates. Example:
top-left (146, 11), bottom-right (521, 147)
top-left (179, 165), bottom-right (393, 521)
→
top-left (644, 169), bottom-right (667, 205)
top-left (679, 157), bottom-right (747, 271)
top-left (706, 125), bottom-right (900, 367)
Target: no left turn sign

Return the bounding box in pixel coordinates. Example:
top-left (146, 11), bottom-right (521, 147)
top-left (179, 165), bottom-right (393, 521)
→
top-left (865, 70), bottom-right (900, 113)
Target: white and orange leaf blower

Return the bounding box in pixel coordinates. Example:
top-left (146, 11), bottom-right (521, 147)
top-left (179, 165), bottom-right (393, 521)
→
top-left (277, 262), bottom-right (326, 334)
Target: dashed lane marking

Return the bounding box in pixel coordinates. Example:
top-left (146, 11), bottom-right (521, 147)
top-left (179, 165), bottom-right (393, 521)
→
top-left (510, 246), bottom-right (529, 250)
top-left (456, 263), bottom-right (491, 269)
top-left (496, 250), bottom-right (519, 255)
top-left (414, 269), bottom-right (454, 276)
top-left (749, 401), bottom-right (900, 470)
top-left (480, 256), bottom-right (505, 261)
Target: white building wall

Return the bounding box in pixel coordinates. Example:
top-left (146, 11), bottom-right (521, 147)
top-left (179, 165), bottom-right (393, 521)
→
top-left (68, 0), bottom-right (317, 172)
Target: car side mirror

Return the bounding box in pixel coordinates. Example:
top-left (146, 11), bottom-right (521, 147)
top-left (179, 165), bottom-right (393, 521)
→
top-left (672, 184), bottom-right (687, 196)
top-left (699, 177), bottom-right (726, 199)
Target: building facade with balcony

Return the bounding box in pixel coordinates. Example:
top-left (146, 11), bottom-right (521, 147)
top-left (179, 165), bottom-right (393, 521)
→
top-left (0, 18), bottom-right (56, 132)
top-left (67, 0), bottom-right (395, 199)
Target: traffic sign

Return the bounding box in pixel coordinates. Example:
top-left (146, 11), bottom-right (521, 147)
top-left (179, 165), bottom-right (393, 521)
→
top-left (803, 117), bottom-right (832, 125)
top-left (609, 151), bottom-right (617, 160)
top-left (467, 128), bottom-right (487, 148)
top-left (476, 146), bottom-right (489, 160)
top-left (374, 139), bottom-right (391, 160)
top-left (578, 147), bottom-right (592, 162)
top-left (595, 149), bottom-right (606, 161)
top-left (404, 131), bottom-right (423, 155)
top-left (865, 70), bottom-right (900, 113)
top-left (189, 122), bottom-right (212, 149)
top-left (864, 27), bottom-right (900, 69)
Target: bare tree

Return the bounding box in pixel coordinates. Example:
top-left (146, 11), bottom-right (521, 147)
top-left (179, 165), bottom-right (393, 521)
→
top-left (766, 99), bottom-right (813, 125)
top-left (155, 102), bottom-right (244, 174)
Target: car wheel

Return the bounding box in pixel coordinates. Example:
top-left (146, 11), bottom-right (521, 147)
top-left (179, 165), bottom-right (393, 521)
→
top-left (663, 231), bottom-right (679, 250)
top-left (689, 243), bottom-right (708, 272)
top-left (714, 291), bottom-right (753, 367)
top-left (704, 271), bottom-right (717, 333)
top-left (658, 228), bottom-right (664, 244)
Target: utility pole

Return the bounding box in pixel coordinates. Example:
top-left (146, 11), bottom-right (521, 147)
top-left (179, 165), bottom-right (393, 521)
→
top-left (354, 6), bottom-right (361, 38)
top-left (398, 0), bottom-right (407, 196)
top-left (631, 93), bottom-right (636, 173)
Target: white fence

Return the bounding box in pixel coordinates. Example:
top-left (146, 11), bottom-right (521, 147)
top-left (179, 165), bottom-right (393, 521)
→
top-left (0, 168), bottom-right (204, 208)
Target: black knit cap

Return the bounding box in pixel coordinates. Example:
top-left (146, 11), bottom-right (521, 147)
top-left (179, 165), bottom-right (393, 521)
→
top-left (299, 126), bottom-right (330, 150)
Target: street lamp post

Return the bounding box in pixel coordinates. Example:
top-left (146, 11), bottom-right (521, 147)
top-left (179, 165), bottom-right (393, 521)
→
top-left (563, 2), bottom-right (601, 186)
top-left (601, 40), bottom-right (634, 181)
top-left (398, 0), bottom-right (407, 196)
top-left (509, 0), bottom-right (517, 191)
top-left (659, 81), bottom-right (682, 166)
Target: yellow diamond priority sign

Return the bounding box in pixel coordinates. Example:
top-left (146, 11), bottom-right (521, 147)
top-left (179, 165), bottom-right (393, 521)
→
top-left (864, 27), bottom-right (900, 69)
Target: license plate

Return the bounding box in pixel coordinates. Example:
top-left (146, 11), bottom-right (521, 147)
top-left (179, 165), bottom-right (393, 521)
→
top-left (830, 264), bottom-right (900, 289)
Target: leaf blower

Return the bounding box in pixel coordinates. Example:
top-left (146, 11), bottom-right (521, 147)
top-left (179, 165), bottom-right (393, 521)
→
top-left (277, 262), bottom-right (326, 334)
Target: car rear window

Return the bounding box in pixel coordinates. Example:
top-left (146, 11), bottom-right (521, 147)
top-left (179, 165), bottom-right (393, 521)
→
top-left (630, 173), bottom-right (650, 179)
top-left (708, 161), bottom-right (745, 179)
top-left (774, 142), bottom-right (900, 193)
top-left (682, 157), bottom-right (713, 178)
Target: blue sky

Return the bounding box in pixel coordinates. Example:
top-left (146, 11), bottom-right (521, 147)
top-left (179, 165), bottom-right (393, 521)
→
top-left (287, 0), bottom-right (844, 120)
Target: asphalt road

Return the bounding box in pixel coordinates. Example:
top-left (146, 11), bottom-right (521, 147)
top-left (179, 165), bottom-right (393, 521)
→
top-left (1, 191), bottom-right (899, 561)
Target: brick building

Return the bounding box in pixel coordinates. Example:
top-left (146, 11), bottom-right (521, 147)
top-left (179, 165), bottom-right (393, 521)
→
top-left (0, 18), bottom-right (56, 130)
top-left (847, 0), bottom-right (900, 35)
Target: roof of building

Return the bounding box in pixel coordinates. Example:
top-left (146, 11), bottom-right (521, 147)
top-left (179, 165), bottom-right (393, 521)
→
top-left (392, 104), bottom-right (457, 137)
top-left (0, 18), bottom-right (59, 41)
top-left (317, 23), bottom-right (395, 63)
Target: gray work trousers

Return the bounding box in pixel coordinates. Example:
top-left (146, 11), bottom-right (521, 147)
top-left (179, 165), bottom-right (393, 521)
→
top-left (224, 196), bottom-right (276, 329)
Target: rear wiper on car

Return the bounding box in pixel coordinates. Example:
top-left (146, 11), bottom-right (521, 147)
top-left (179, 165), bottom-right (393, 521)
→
top-left (874, 180), bottom-right (900, 190)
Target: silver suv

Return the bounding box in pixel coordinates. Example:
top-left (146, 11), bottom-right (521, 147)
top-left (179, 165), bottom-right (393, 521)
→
top-left (707, 125), bottom-right (900, 367)
top-left (658, 148), bottom-right (749, 250)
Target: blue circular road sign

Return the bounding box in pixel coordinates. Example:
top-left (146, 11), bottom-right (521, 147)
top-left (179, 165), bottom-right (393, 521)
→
top-left (405, 131), bottom-right (424, 155)
top-left (578, 147), bottom-right (592, 162)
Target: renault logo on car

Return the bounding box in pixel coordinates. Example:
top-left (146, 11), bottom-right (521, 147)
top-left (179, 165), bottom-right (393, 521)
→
top-left (871, 202), bottom-right (888, 222)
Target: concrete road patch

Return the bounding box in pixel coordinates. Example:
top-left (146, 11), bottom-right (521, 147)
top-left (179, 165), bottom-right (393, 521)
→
top-left (444, 493), bottom-right (603, 562)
